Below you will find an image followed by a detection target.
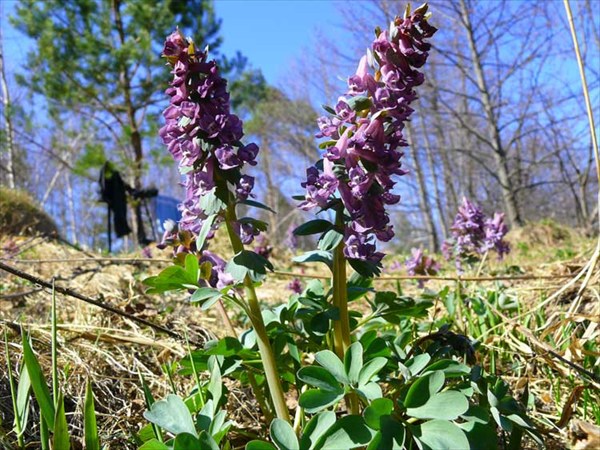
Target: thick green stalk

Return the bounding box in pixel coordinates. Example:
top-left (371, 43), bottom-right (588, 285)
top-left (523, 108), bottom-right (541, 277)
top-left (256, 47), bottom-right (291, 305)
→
top-left (224, 204), bottom-right (290, 423)
top-left (332, 211), bottom-right (359, 414)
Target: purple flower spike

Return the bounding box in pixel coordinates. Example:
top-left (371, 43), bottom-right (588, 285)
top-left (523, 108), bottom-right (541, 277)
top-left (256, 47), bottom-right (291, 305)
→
top-left (443, 197), bottom-right (511, 271)
top-left (298, 6), bottom-right (437, 266)
top-left (160, 32), bottom-right (260, 235)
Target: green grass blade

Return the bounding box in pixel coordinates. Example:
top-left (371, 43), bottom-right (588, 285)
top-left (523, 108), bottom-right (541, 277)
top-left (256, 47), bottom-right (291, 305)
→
top-left (21, 331), bottom-right (55, 431)
top-left (84, 381), bottom-right (100, 450)
top-left (53, 393), bottom-right (71, 450)
top-left (139, 369), bottom-right (163, 443)
top-left (5, 329), bottom-right (25, 448)
top-left (51, 279), bottom-right (59, 406)
top-left (40, 416), bottom-right (50, 450)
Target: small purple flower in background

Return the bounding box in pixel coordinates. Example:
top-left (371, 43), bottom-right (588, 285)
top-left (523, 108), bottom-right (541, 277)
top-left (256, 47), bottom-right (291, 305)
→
top-left (444, 197), bottom-right (510, 271)
top-left (387, 259), bottom-right (404, 272)
top-left (141, 246), bottom-right (153, 259)
top-left (254, 234), bottom-right (273, 259)
top-left (405, 247), bottom-right (440, 288)
top-left (297, 6), bottom-right (437, 267)
top-left (285, 223), bottom-right (298, 251)
top-left (287, 278), bottom-right (303, 294)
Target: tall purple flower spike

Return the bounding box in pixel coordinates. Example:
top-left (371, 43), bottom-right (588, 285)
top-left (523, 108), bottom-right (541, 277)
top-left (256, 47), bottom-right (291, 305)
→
top-left (299, 6), bottom-right (437, 265)
top-left (160, 30), bottom-right (259, 244)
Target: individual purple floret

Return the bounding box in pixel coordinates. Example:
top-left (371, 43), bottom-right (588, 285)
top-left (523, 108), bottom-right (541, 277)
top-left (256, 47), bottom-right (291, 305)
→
top-left (287, 278), bottom-right (303, 294)
top-left (443, 197), bottom-right (510, 271)
top-left (159, 30), bottom-right (259, 245)
top-left (297, 6), bottom-right (437, 266)
top-left (405, 247), bottom-right (440, 287)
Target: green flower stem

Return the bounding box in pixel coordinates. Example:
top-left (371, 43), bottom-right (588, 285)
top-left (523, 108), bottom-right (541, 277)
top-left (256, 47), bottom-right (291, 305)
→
top-left (224, 203), bottom-right (291, 423)
top-left (332, 211), bottom-right (359, 415)
top-left (332, 240), bottom-right (350, 356)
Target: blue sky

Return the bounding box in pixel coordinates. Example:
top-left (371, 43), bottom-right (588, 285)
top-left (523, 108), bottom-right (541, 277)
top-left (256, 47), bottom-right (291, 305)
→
top-left (1, 0), bottom-right (343, 85)
top-left (215, 0), bottom-right (342, 83)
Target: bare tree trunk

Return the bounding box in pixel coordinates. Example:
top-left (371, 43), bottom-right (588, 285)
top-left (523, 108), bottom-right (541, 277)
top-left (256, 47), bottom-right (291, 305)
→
top-left (65, 171), bottom-right (78, 244)
top-left (406, 123), bottom-right (439, 251)
top-left (419, 113), bottom-right (448, 239)
top-left (0, 27), bottom-right (16, 189)
top-left (458, 0), bottom-right (523, 226)
top-left (113, 0), bottom-right (147, 245)
top-left (426, 71), bottom-right (459, 217)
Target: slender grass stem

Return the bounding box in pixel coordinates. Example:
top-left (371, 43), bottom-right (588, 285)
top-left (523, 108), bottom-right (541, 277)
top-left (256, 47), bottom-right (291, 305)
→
top-left (224, 203), bottom-right (290, 423)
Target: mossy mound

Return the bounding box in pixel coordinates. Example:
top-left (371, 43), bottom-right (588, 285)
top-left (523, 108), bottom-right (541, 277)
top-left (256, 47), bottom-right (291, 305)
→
top-left (506, 219), bottom-right (580, 249)
top-left (0, 187), bottom-right (59, 237)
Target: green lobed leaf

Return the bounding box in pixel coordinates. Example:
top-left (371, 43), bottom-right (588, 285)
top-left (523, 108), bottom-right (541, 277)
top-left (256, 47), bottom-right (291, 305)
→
top-left (358, 357), bottom-right (387, 387)
top-left (196, 214), bottom-right (217, 251)
top-left (143, 394), bottom-right (198, 438)
top-left (313, 415), bottom-right (374, 450)
top-left (404, 371), bottom-right (445, 408)
top-left (270, 419), bottom-right (300, 450)
top-left (299, 411), bottom-right (336, 450)
top-left (226, 250), bottom-right (274, 282)
top-left (293, 220), bottom-right (333, 236)
top-left (412, 420), bottom-right (469, 450)
top-left (246, 441), bottom-right (277, 450)
top-left (207, 357), bottom-right (222, 406)
top-left (318, 229), bottom-right (344, 252)
top-left (184, 253), bottom-right (199, 284)
top-left (200, 188), bottom-right (227, 215)
top-left (240, 199), bottom-right (276, 214)
top-left (366, 416), bottom-right (405, 450)
top-left (344, 342), bottom-right (364, 386)
top-left (406, 391), bottom-right (469, 420)
top-left (459, 421), bottom-right (498, 450)
top-left (315, 350), bottom-right (349, 385)
top-left (299, 389), bottom-right (345, 414)
top-left (190, 287), bottom-right (223, 310)
top-left (297, 366), bottom-right (341, 391)
top-left (348, 258), bottom-right (381, 278)
top-left (364, 398), bottom-right (394, 430)
top-left (356, 382), bottom-right (382, 401)
top-left (139, 440), bottom-right (170, 450)
top-left (293, 251), bottom-right (333, 269)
